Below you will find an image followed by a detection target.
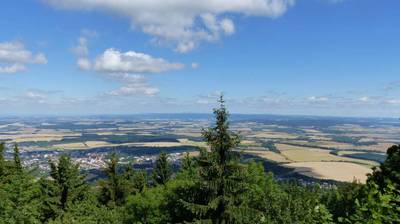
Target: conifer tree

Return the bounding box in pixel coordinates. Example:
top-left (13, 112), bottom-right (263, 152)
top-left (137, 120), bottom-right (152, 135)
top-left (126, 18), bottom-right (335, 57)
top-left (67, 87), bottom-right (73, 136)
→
top-left (13, 143), bottom-right (22, 172)
top-left (152, 152), bottom-right (172, 185)
top-left (0, 142), bottom-right (5, 177)
top-left (183, 95), bottom-right (255, 223)
top-left (123, 164), bottom-right (147, 193)
top-left (99, 152), bottom-right (126, 206)
top-left (39, 154), bottom-right (87, 221)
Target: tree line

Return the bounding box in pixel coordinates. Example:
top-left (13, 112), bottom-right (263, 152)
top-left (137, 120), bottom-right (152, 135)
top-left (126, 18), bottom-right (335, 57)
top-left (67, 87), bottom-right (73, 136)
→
top-left (0, 97), bottom-right (399, 223)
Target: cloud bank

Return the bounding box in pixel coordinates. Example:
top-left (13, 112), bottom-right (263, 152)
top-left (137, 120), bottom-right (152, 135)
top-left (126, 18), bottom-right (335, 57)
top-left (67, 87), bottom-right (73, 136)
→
top-left (45, 0), bottom-right (295, 52)
top-left (0, 41), bottom-right (47, 74)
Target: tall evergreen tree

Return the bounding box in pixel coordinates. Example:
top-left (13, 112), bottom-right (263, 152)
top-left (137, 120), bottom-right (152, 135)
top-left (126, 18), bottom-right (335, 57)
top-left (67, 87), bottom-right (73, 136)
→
top-left (39, 154), bottom-right (87, 221)
top-left (152, 152), bottom-right (173, 185)
top-left (99, 152), bottom-right (126, 206)
top-left (0, 142), bottom-right (5, 177)
top-left (123, 164), bottom-right (147, 193)
top-left (183, 95), bottom-right (255, 223)
top-left (13, 143), bottom-right (22, 172)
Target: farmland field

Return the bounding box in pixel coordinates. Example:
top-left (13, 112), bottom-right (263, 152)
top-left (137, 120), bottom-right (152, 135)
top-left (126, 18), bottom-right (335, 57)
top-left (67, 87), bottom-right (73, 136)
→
top-left (0, 114), bottom-right (398, 183)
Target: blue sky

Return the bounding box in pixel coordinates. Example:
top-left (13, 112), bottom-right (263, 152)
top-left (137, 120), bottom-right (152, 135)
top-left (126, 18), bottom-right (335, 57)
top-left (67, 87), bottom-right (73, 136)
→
top-left (0, 0), bottom-right (400, 117)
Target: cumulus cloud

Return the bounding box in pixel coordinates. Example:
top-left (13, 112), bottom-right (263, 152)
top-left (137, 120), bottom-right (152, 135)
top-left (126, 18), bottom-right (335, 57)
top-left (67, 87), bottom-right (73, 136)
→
top-left (45, 0), bottom-right (295, 52)
top-left (0, 41), bottom-right (47, 74)
top-left (91, 48), bottom-right (184, 73)
top-left (105, 74), bottom-right (159, 96)
top-left (75, 47), bottom-right (179, 96)
top-left (72, 32), bottom-right (184, 96)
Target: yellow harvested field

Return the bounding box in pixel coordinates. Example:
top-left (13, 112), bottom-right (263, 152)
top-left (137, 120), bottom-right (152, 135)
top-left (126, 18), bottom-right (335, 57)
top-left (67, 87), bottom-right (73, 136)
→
top-left (276, 144), bottom-right (378, 166)
top-left (14, 136), bottom-right (64, 142)
top-left (84, 141), bottom-right (112, 147)
top-left (317, 141), bottom-right (394, 152)
top-left (178, 151), bottom-right (201, 158)
top-left (53, 142), bottom-right (87, 149)
top-left (284, 162), bottom-right (372, 183)
top-left (169, 131), bottom-right (203, 138)
top-left (245, 150), bottom-right (290, 163)
top-left (178, 138), bottom-right (207, 148)
top-left (240, 140), bottom-right (257, 145)
top-left (248, 132), bottom-right (298, 139)
top-left (130, 142), bottom-right (183, 147)
top-left (8, 133), bottom-right (81, 143)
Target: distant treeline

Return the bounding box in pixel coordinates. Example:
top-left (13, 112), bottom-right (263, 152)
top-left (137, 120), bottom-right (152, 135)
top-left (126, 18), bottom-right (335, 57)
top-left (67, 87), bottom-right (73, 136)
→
top-left (0, 97), bottom-right (399, 223)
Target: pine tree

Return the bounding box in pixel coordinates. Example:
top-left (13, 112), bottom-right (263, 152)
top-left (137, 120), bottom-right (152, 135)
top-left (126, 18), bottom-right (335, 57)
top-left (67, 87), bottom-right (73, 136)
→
top-left (0, 142), bottom-right (5, 177)
top-left (39, 154), bottom-right (87, 221)
top-left (99, 152), bottom-right (126, 206)
top-left (123, 164), bottom-right (147, 193)
top-left (152, 152), bottom-right (172, 185)
top-left (182, 152), bottom-right (195, 171)
top-left (183, 95), bottom-right (254, 223)
top-left (13, 143), bottom-right (22, 172)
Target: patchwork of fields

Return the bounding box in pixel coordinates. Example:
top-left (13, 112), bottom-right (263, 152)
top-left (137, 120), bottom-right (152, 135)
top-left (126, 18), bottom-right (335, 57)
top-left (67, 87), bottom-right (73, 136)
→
top-left (0, 115), bottom-right (398, 183)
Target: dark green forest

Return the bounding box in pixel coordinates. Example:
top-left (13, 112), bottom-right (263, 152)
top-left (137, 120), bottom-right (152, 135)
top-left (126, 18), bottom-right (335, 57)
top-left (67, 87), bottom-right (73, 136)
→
top-left (0, 98), bottom-right (399, 224)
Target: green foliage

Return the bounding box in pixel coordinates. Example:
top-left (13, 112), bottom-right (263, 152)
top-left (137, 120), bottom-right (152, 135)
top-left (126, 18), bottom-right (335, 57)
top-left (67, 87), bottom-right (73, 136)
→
top-left (152, 151), bottom-right (172, 185)
top-left (47, 196), bottom-right (123, 224)
top-left (13, 143), bottom-right (22, 172)
top-left (262, 140), bottom-right (279, 153)
top-left (123, 165), bottom-right (147, 193)
top-left (342, 182), bottom-right (400, 224)
top-left (99, 152), bottom-right (147, 207)
top-left (39, 154), bottom-right (88, 221)
top-left (337, 145), bottom-right (400, 223)
top-left (0, 143), bottom-right (41, 223)
top-left (123, 186), bottom-right (170, 224)
top-left (182, 95), bottom-right (259, 223)
top-left (99, 152), bottom-right (126, 207)
top-left (321, 181), bottom-right (364, 221)
top-left (368, 144), bottom-right (400, 191)
top-left (0, 143), bottom-right (5, 177)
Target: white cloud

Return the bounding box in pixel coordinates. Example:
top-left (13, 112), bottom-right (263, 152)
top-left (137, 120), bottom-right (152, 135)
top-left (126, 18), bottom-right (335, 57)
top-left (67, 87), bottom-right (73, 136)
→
top-left (25, 91), bottom-right (47, 103)
top-left (0, 63), bottom-right (26, 74)
top-left (91, 48), bottom-right (184, 73)
top-left (220, 18), bottom-right (235, 35)
top-left (307, 96), bottom-right (328, 102)
top-left (106, 74), bottom-right (159, 96)
top-left (386, 99), bottom-right (400, 105)
top-left (45, 0), bottom-right (295, 52)
top-left (0, 41), bottom-right (47, 74)
top-left (359, 96), bottom-right (369, 102)
top-left (72, 37), bottom-right (89, 57)
top-left (77, 57), bottom-right (91, 70)
top-left (73, 36), bottom-right (183, 96)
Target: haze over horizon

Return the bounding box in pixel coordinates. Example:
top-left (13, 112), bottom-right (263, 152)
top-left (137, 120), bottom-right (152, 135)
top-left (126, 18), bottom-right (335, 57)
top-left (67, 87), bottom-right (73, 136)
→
top-left (1, 0), bottom-right (400, 117)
